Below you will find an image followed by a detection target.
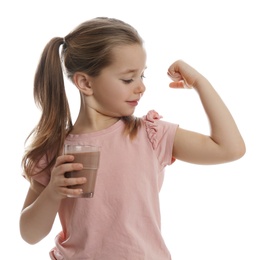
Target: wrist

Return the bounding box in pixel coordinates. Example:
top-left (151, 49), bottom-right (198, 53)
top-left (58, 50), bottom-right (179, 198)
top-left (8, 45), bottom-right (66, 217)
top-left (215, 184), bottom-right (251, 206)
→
top-left (193, 74), bottom-right (210, 90)
top-left (44, 184), bottom-right (64, 205)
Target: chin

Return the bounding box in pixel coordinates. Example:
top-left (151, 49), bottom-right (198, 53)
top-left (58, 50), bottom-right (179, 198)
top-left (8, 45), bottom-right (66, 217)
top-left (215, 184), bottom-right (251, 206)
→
top-left (121, 111), bottom-right (135, 117)
top-left (104, 108), bottom-right (135, 118)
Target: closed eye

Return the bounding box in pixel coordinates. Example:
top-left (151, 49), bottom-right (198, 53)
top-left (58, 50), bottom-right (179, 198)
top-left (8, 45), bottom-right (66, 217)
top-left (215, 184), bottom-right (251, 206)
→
top-left (121, 74), bottom-right (145, 84)
top-left (122, 79), bottom-right (134, 84)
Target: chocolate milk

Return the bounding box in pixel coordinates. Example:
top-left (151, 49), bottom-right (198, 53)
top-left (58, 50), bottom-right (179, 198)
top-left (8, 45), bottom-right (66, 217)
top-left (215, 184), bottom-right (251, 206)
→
top-left (65, 151), bottom-right (100, 198)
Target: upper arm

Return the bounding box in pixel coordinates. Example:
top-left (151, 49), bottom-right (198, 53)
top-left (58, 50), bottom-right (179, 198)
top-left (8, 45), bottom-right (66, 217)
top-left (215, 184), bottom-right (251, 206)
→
top-left (172, 127), bottom-right (228, 165)
top-left (21, 179), bottom-right (46, 211)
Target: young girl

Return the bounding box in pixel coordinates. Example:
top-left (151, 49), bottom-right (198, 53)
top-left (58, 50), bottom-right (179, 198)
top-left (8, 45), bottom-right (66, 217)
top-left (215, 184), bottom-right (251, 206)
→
top-left (20, 17), bottom-right (245, 259)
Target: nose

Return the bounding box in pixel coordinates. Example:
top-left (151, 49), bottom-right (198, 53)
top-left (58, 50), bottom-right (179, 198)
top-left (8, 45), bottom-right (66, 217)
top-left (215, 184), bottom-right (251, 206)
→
top-left (135, 81), bottom-right (146, 95)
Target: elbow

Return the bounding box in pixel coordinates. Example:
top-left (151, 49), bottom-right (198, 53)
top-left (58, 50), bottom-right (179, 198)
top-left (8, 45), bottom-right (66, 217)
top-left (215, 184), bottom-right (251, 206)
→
top-left (20, 228), bottom-right (44, 245)
top-left (19, 217), bottom-right (43, 245)
top-left (239, 142), bottom-right (246, 159)
top-left (21, 237), bottom-right (39, 245)
top-left (20, 226), bottom-right (40, 245)
top-left (235, 139), bottom-right (246, 159)
top-left (20, 231), bottom-right (38, 245)
top-left (226, 140), bottom-right (246, 162)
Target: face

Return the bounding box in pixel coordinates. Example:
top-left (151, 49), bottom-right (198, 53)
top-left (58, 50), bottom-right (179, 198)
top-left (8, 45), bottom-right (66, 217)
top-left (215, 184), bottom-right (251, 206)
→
top-left (88, 44), bottom-right (147, 117)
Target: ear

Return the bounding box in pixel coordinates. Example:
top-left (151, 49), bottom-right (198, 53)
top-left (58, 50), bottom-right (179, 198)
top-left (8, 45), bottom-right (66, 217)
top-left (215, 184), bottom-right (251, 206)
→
top-left (72, 72), bottom-right (93, 96)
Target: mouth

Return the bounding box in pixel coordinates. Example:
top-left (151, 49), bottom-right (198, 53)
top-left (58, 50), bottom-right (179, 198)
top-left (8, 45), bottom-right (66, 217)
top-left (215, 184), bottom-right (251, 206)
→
top-left (126, 100), bottom-right (139, 106)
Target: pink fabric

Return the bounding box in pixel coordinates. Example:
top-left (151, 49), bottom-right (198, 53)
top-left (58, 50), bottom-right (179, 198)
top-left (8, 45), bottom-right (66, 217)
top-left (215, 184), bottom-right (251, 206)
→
top-left (32, 110), bottom-right (178, 259)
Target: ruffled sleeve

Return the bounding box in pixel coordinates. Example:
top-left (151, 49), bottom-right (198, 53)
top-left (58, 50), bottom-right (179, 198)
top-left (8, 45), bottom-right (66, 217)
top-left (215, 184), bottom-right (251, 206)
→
top-left (143, 110), bottom-right (178, 166)
top-left (143, 110), bottom-right (163, 149)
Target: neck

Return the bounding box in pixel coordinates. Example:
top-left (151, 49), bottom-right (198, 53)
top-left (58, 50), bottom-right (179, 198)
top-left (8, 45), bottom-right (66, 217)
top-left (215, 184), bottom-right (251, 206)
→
top-left (71, 101), bottom-right (119, 134)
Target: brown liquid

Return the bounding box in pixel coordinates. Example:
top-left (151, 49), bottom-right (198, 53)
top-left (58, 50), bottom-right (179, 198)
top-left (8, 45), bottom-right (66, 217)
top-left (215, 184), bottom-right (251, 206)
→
top-left (65, 151), bottom-right (100, 198)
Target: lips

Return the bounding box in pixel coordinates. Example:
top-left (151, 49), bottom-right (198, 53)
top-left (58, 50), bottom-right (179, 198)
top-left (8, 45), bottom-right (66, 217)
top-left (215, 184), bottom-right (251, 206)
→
top-left (126, 100), bottom-right (139, 106)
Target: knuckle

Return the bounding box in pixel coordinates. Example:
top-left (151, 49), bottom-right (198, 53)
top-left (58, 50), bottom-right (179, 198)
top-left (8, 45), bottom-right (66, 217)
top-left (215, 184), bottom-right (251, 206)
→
top-left (63, 178), bottom-right (70, 186)
top-left (55, 155), bottom-right (64, 164)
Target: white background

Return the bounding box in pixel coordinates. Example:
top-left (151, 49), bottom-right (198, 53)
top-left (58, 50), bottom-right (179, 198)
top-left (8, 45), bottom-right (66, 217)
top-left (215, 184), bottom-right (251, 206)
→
top-left (1, 0), bottom-right (263, 259)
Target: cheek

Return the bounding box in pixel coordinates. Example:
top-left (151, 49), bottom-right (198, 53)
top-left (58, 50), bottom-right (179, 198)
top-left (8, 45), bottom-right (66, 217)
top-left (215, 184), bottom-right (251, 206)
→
top-left (93, 82), bottom-right (125, 106)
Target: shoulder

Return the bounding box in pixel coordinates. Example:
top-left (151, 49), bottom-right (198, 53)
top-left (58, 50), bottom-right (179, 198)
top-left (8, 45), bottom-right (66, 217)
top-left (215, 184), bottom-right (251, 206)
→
top-left (140, 110), bottom-right (178, 149)
top-left (29, 151), bottom-right (54, 186)
top-left (142, 110), bottom-right (163, 123)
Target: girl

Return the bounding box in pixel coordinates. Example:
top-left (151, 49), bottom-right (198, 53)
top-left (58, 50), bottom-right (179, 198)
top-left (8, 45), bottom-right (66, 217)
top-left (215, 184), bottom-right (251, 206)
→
top-left (20, 17), bottom-right (245, 259)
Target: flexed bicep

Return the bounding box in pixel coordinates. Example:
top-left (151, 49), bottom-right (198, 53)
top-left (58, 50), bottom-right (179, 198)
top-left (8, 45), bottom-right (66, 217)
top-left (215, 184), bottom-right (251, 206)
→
top-left (172, 127), bottom-right (231, 165)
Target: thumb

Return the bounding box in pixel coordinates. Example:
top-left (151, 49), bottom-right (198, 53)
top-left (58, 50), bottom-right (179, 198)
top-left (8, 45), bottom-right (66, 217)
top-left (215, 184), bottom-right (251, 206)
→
top-left (169, 80), bottom-right (192, 89)
top-left (169, 81), bottom-right (185, 88)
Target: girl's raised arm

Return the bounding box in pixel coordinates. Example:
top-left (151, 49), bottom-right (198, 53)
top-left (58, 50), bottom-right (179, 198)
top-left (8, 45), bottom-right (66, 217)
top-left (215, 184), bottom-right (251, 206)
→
top-left (169, 60), bottom-right (246, 165)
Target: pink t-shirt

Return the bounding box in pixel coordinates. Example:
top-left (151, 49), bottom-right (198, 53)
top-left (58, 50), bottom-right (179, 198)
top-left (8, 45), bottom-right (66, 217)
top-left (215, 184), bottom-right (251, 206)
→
top-left (32, 110), bottom-right (178, 260)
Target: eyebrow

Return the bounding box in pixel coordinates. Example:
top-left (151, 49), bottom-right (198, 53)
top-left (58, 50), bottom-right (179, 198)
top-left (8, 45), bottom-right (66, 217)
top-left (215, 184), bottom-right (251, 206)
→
top-left (120, 67), bottom-right (147, 75)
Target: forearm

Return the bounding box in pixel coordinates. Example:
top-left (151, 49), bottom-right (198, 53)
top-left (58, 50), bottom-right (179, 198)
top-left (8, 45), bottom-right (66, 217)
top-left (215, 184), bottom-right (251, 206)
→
top-left (195, 76), bottom-right (245, 159)
top-left (20, 187), bottom-right (61, 244)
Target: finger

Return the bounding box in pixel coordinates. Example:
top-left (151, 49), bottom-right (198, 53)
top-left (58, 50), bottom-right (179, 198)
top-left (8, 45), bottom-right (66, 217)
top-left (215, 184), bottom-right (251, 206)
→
top-left (55, 154), bottom-right (75, 167)
top-left (60, 162), bottom-right (83, 175)
top-left (51, 162), bottom-right (83, 181)
top-left (59, 187), bottom-right (84, 197)
top-left (169, 81), bottom-right (185, 88)
top-left (167, 71), bottom-right (182, 81)
top-left (62, 176), bottom-right (87, 187)
top-left (169, 81), bottom-right (193, 89)
top-left (167, 60), bottom-right (180, 75)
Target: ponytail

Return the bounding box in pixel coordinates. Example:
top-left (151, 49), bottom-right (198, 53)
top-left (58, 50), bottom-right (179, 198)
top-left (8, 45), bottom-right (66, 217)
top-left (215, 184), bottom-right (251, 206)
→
top-left (22, 18), bottom-right (145, 178)
top-left (22, 37), bottom-right (73, 179)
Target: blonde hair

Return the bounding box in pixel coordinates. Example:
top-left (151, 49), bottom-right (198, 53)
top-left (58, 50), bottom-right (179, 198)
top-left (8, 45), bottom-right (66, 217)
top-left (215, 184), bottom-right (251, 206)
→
top-left (22, 17), bottom-right (143, 179)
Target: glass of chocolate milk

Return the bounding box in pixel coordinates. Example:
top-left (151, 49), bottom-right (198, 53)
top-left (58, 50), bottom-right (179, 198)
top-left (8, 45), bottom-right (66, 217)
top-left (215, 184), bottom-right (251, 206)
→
top-left (64, 144), bottom-right (100, 198)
